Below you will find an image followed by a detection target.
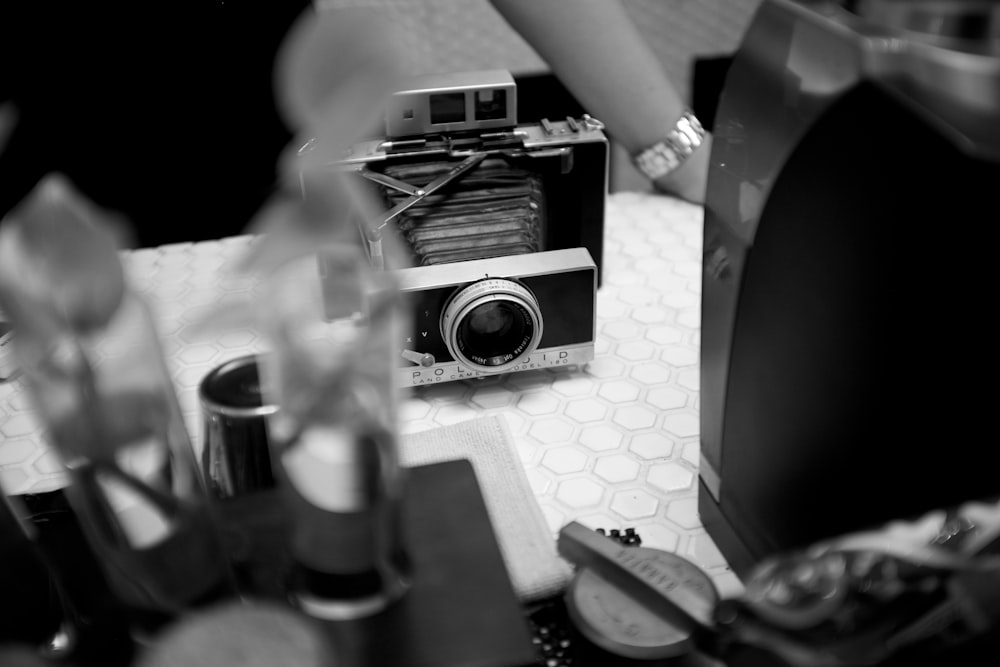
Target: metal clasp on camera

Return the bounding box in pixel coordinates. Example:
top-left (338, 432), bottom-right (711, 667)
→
top-left (540, 114), bottom-right (605, 136)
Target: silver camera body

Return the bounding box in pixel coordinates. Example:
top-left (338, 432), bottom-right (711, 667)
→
top-left (311, 70), bottom-right (608, 387)
top-left (395, 248), bottom-right (596, 386)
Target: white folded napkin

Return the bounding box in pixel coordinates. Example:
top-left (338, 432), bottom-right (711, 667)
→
top-left (400, 415), bottom-right (573, 602)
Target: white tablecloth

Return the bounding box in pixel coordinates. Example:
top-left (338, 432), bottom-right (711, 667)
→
top-left (0, 191), bottom-right (743, 598)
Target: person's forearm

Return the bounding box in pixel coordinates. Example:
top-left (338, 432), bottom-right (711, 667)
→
top-left (489, 0), bottom-right (685, 155)
top-left (489, 0), bottom-right (708, 202)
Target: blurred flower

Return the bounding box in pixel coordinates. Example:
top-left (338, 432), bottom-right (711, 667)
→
top-left (194, 6), bottom-right (410, 338)
top-left (0, 174), bottom-right (126, 336)
top-left (273, 7), bottom-right (405, 167)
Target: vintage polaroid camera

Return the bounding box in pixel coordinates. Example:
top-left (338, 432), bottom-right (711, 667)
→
top-left (311, 70), bottom-right (608, 387)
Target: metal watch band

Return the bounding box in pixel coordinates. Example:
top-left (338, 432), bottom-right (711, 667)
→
top-left (632, 110), bottom-right (705, 181)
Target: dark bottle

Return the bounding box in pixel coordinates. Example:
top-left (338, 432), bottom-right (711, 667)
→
top-left (8, 489), bottom-right (137, 667)
top-left (2, 489), bottom-right (136, 667)
top-left (1, 492), bottom-right (64, 650)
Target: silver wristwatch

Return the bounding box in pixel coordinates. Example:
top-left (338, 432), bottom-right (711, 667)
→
top-left (632, 110), bottom-right (705, 181)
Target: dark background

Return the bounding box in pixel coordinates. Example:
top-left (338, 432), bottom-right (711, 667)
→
top-left (0, 2), bottom-right (311, 248)
top-left (0, 1), bottom-right (730, 249)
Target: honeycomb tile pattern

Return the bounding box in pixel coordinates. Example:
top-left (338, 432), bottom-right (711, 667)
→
top-left (0, 191), bottom-right (744, 599)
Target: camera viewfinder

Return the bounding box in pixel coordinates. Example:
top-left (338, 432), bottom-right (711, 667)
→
top-left (430, 93), bottom-right (466, 125)
top-left (475, 89), bottom-right (507, 121)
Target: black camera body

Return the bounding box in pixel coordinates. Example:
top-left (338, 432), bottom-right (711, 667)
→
top-left (315, 70), bottom-right (607, 387)
top-left (698, 0), bottom-right (1000, 575)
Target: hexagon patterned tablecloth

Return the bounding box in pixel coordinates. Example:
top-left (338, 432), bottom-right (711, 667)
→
top-left (0, 191), bottom-right (743, 598)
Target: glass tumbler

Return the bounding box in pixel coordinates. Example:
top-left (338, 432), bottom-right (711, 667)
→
top-left (199, 354), bottom-right (279, 501)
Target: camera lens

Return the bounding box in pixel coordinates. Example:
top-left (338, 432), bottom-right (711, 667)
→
top-left (441, 278), bottom-right (543, 373)
top-left (459, 300), bottom-right (532, 366)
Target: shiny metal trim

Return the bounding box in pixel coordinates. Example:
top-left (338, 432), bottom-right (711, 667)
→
top-left (440, 277), bottom-right (544, 374)
top-left (400, 342), bottom-right (594, 387)
top-left (393, 247), bottom-right (596, 292)
top-left (699, 454), bottom-right (722, 502)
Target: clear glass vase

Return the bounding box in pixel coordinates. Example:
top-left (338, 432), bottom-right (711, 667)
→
top-left (257, 246), bottom-right (411, 620)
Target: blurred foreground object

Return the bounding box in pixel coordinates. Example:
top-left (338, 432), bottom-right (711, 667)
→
top-left (0, 176), bottom-right (238, 639)
top-left (235, 5), bottom-right (410, 277)
top-left (239, 7), bottom-right (413, 620)
top-left (256, 247), bottom-right (412, 620)
top-left (135, 600), bottom-right (335, 667)
top-left (714, 498), bottom-right (1000, 666)
top-left (557, 499), bottom-right (1000, 667)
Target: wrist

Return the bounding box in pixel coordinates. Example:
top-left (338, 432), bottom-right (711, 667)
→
top-left (649, 131), bottom-right (712, 205)
top-left (631, 110), bottom-right (705, 182)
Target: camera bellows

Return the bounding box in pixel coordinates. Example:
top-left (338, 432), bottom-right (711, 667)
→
top-left (379, 157), bottom-right (546, 265)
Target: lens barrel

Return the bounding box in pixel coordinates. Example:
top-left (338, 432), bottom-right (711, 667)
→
top-left (441, 278), bottom-right (543, 373)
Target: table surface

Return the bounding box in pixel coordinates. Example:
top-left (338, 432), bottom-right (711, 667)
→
top-left (0, 191), bottom-right (743, 599)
